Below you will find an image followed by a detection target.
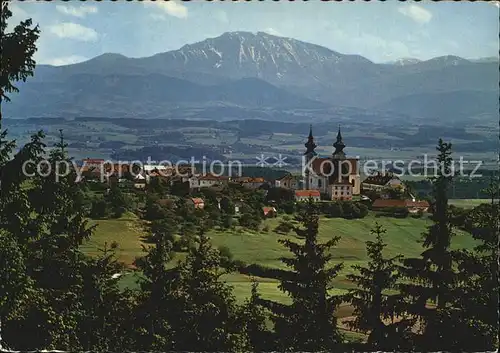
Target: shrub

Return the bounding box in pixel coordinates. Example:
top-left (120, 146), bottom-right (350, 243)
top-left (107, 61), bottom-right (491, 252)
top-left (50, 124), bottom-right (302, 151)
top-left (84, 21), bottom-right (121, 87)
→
top-left (356, 202), bottom-right (369, 218)
top-left (239, 212), bottom-right (261, 231)
top-left (274, 221), bottom-right (293, 234)
top-left (326, 201), bottom-right (344, 218)
top-left (239, 263), bottom-right (294, 281)
top-left (90, 199), bottom-right (108, 219)
top-left (218, 245), bottom-right (234, 262)
top-left (280, 201), bottom-right (296, 214)
top-left (342, 201), bottom-right (360, 219)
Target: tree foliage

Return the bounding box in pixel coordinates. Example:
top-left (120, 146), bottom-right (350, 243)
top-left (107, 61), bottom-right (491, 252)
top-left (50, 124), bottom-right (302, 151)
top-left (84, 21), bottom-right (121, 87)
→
top-left (397, 139), bottom-right (459, 350)
top-left (266, 198), bottom-right (344, 351)
top-left (168, 233), bottom-right (249, 351)
top-left (344, 223), bottom-right (409, 350)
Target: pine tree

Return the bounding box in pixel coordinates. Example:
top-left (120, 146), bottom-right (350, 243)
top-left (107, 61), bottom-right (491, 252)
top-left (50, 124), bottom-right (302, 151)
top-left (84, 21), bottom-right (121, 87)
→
top-left (0, 1), bottom-right (40, 120)
top-left (168, 232), bottom-right (248, 352)
top-left (78, 242), bottom-right (135, 351)
top-left (398, 139), bottom-right (457, 350)
top-left (106, 184), bottom-right (128, 218)
top-left (240, 279), bottom-right (273, 351)
top-left (1, 132), bottom-right (95, 350)
top-left (343, 223), bottom-right (409, 350)
top-left (266, 198), bottom-right (344, 351)
top-left (134, 223), bottom-right (176, 351)
top-left (452, 179), bottom-right (499, 350)
top-left (0, 231), bottom-right (31, 351)
top-left (1, 6), bottom-right (135, 351)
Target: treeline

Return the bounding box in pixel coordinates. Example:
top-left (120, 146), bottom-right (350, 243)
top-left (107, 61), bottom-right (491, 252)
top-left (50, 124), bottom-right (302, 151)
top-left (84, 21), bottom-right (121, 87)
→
top-left (407, 176), bottom-right (497, 199)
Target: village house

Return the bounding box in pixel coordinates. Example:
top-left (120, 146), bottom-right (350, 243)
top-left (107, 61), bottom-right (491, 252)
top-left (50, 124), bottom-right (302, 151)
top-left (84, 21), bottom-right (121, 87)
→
top-left (82, 158), bottom-right (105, 169)
top-left (233, 177), bottom-right (267, 189)
top-left (187, 197), bottom-right (205, 209)
top-left (188, 174), bottom-right (230, 189)
top-left (362, 172), bottom-right (404, 192)
top-left (143, 164), bottom-right (174, 177)
top-left (275, 174), bottom-right (300, 189)
top-left (81, 160), bottom-right (135, 183)
top-left (80, 158), bottom-right (105, 179)
top-left (372, 198), bottom-right (430, 213)
top-left (330, 182), bottom-right (353, 201)
top-left (262, 206), bottom-right (277, 218)
top-left (133, 173), bottom-right (147, 189)
top-left (295, 190), bottom-right (321, 202)
top-left (407, 200), bottom-right (430, 213)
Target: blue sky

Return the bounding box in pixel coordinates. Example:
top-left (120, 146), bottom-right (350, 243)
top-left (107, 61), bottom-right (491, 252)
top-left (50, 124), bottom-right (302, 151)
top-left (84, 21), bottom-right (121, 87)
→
top-left (8, 0), bottom-right (499, 66)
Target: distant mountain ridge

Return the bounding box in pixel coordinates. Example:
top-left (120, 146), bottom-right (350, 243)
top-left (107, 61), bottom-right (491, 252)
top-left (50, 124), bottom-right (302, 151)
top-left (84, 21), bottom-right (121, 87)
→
top-left (4, 31), bottom-right (498, 121)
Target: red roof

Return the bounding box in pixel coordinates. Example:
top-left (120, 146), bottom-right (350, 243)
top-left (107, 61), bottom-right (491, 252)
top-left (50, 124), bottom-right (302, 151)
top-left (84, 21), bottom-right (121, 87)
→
top-left (372, 199), bottom-right (429, 209)
top-left (372, 199), bottom-right (406, 208)
top-left (311, 158), bottom-right (358, 176)
top-left (407, 200), bottom-right (430, 208)
top-left (191, 198), bottom-right (204, 205)
top-left (295, 190), bottom-right (320, 197)
top-left (262, 207), bottom-right (277, 215)
top-left (83, 158), bottom-right (105, 164)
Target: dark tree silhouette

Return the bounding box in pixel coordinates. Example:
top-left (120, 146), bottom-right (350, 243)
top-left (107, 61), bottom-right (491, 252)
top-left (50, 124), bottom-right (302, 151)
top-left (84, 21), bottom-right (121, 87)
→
top-left (398, 139), bottom-right (458, 350)
top-left (265, 198), bottom-right (344, 351)
top-left (344, 223), bottom-right (410, 350)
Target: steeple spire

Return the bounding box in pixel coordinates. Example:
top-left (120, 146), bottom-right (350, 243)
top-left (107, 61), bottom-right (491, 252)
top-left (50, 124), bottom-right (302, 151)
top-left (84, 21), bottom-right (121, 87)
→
top-left (336, 125), bottom-right (342, 142)
top-left (333, 124), bottom-right (346, 158)
top-left (304, 124), bottom-right (317, 156)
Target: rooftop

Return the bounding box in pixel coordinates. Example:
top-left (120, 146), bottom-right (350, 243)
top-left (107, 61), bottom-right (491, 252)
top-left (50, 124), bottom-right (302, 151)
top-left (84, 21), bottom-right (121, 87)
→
top-left (295, 190), bottom-right (321, 197)
top-left (363, 172), bottom-right (400, 186)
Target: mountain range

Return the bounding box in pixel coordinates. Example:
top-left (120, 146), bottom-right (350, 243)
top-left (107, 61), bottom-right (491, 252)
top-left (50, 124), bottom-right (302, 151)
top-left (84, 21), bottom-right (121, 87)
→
top-left (4, 31), bottom-right (498, 122)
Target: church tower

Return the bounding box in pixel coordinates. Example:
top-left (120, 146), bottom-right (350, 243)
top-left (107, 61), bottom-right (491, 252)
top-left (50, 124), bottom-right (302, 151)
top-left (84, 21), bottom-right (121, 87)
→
top-left (304, 124), bottom-right (317, 189)
top-left (330, 125), bottom-right (350, 186)
top-left (332, 125), bottom-right (346, 159)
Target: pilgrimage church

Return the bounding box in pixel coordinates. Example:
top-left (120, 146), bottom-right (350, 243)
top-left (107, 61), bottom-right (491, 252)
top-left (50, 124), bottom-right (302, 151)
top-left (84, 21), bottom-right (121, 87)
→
top-left (302, 126), bottom-right (360, 200)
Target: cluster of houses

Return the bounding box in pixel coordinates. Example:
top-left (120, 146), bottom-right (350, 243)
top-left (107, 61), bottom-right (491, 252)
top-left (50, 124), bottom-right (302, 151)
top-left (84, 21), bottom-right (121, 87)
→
top-left (184, 196), bottom-right (278, 218)
top-left (80, 126), bottom-right (429, 214)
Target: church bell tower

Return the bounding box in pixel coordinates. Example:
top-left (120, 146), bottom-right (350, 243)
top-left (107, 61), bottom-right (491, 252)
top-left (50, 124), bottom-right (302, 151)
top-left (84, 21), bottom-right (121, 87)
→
top-left (332, 125), bottom-right (346, 159)
top-left (304, 124), bottom-right (317, 189)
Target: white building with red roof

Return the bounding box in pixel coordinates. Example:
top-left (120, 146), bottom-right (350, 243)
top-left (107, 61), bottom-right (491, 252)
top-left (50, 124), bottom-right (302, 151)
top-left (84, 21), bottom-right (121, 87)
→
top-left (294, 190), bottom-right (321, 202)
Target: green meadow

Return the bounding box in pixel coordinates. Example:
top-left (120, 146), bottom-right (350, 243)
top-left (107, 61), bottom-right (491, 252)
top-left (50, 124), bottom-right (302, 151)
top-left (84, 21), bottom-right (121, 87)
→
top-left (449, 198), bottom-right (492, 208)
top-left (83, 212), bottom-right (478, 309)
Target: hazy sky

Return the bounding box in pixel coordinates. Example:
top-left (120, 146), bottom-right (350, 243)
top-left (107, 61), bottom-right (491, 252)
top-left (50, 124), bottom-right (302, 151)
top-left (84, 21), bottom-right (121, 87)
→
top-left (8, 0), bottom-right (499, 66)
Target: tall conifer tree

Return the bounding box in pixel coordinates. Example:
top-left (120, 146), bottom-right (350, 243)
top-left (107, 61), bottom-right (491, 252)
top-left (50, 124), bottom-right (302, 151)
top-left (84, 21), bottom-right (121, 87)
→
top-left (267, 198), bottom-right (344, 351)
top-left (344, 223), bottom-right (410, 350)
top-left (398, 139), bottom-right (457, 350)
top-left (134, 223), bottom-right (175, 351)
top-left (168, 232), bottom-right (248, 352)
top-left (452, 179), bottom-right (499, 350)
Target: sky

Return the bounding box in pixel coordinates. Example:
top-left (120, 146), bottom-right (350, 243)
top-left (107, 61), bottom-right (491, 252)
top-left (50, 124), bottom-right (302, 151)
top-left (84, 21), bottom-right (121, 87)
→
top-left (7, 0), bottom-right (500, 66)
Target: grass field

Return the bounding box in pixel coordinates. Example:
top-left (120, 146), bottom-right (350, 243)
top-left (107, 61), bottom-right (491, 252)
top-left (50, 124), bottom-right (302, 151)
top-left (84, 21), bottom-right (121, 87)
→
top-left (83, 211), bottom-right (478, 307)
top-left (449, 198), bottom-right (491, 208)
top-left (80, 212), bottom-right (146, 266)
